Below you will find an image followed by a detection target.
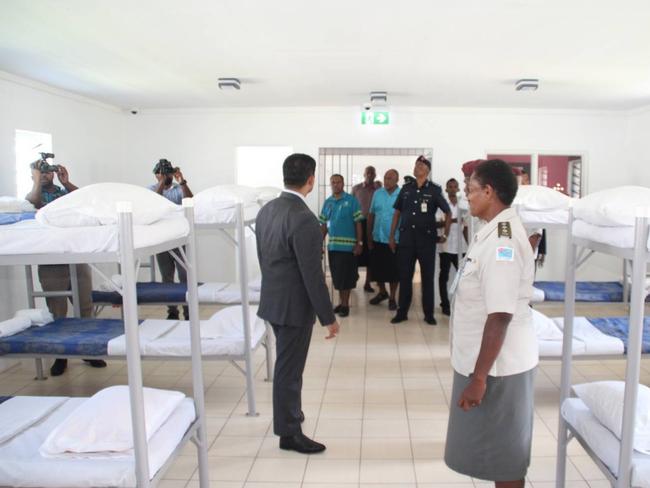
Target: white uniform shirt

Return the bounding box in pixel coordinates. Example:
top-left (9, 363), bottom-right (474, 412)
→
top-left (450, 207), bottom-right (538, 377)
top-left (438, 200), bottom-right (467, 255)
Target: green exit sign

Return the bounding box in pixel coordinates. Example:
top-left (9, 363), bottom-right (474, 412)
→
top-left (361, 111), bottom-right (390, 125)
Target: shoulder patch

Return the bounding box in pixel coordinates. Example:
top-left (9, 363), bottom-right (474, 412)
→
top-left (496, 246), bottom-right (514, 261)
top-left (497, 221), bottom-right (512, 239)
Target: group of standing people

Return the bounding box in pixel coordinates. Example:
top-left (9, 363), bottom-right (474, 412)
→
top-left (320, 156), bottom-right (459, 325)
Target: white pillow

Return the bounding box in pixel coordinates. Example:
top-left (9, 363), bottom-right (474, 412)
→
top-left (36, 183), bottom-right (179, 227)
top-left (531, 308), bottom-right (563, 340)
top-left (256, 186), bottom-right (282, 205)
top-left (573, 186), bottom-right (650, 227)
top-left (40, 385), bottom-right (184, 455)
top-left (573, 381), bottom-right (650, 454)
top-left (513, 185), bottom-right (573, 211)
top-left (194, 185), bottom-right (260, 211)
top-left (206, 305), bottom-right (263, 337)
top-left (0, 196), bottom-right (35, 213)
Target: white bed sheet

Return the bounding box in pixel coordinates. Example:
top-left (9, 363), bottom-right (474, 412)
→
top-left (531, 286), bottom-right (545, 303)
top-left (0, 397), bottom-right (196, 488)
top-left (518, 208), bottom-right (569, 226)
top-left (194, 282), bottom-right (260, 304)
top-left (0, 214), bottom-right (189, 255)
top-left (553, 317), bottom-right (625, 355)
top-left (539, 338), bottom-right (586, 357)
top-left (194, 203), bottom-right (259, 225)
top-left (573, 219), bottom-right (650, 251)
top-left (562, 397), bottom-right (650, 487)
top-left (107, 315), bottom-right (267, 357)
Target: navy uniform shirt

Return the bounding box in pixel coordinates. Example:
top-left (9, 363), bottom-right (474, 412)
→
top-left (393, 180), bottom-right (450, 246)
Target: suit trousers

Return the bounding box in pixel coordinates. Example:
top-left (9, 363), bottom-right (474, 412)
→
top-left (271, 323), bottom-right (313, 436)
top-left (156, 248), bottom-right (188, 318)
top-left (37, 264), bottom-right (93, 319)
top-left (438, 252), bottom-right (459, 310)
top-left (397, 244), bottom-right (436, 318)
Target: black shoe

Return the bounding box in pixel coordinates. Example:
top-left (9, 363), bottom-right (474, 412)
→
top-left (390, 314), bottom-right (408, 324)
top-left (388, 299), bottom-right (397, 311)
top-left (337, 306), bottom-right (350, 317)
top-left (279, 433), bottom-right (326, 454)
top-left (363, 284), bottom-right (375, 293)
top-left (167, 310), bottom-right (180, 320)
top-left (50, 358), bottom-right (68, 376)
top-left (84, 359), bottom-right (107, 368)
top-left (369, 292), bottom-right (389, 305)
top-left (424, 316), bottom-right (437, 326)
top-left (441, 307), bottom-right (451, 316)
top-left (333, 304), bottom-right (342, 314)
top-left (299, 410), bottom-right (305, 423)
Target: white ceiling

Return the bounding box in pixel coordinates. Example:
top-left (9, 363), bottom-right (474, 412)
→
top-left (1, 0), bottom-right (650, 110)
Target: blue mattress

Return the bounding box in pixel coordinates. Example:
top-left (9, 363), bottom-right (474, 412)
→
top-left (534, 281), bottom-right (627, 302)
top-left (92, 282), bottom-right (189, 305)
top-left (0, 318), bottom-right (126, 356)
top-left (589, 316), bottom-right (650, 354)
top-left (0, 212), bottom-right (35, 225)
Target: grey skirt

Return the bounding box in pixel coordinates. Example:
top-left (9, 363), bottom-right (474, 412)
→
top-left (444, 368), bottom-right (536, 482)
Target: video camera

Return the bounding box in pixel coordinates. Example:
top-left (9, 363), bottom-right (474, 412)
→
top-left (30, 153), bottom-right (60, 173)
top-left (153, 159), bottom-right (180, 175)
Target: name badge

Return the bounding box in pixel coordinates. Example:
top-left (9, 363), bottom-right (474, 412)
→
top-left (420, 202), bottom-right (428, 213)
top-left (496, 246), bottom-right (514, 261)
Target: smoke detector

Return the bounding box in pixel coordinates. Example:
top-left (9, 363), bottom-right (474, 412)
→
top-left (218, 78), bottom-right (241, 90)
top-left (370, 91), bottom-right (388, 106)
top-left (515, 79), bottom-right (539, 91)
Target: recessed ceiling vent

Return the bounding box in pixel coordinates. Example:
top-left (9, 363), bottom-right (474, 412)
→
top-left (218, 78), bottom-right (241, 90)
top-left (515, 79), bottom-right (539, 91)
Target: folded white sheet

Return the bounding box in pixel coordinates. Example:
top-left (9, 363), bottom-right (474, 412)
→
top-left (553, 317), bottom-right (625, 355)
top-left (539, 338), bottom-right (586, 357)
top-left (518, 208), bottom-right (569, 226)
top-left (0, 317), bottom-right (31, 338)
top-left (531, 286), bottom-right (545, 303)
top-left (532, 309), bottom-right (563, 341)
top-left (97, 274), bottom-right (123, 292)
top-left (106, 319), bottom-right (179, 356)
top-left (0, 397), bottom-right (67, 444)
top-left (194, 282), bottom-right (260, 303)
top-left (14, 308), bottom-right (54, 326)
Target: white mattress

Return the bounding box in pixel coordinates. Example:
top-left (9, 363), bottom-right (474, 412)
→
top-left (573, 219), bottom-right (650, 251)
top-left (519, 208), bottom-right (568, 226)
top-left (194, 203), bottom-right (259, 225)
top-left (195, 282), bottom-right (260, 304)
top-left (0, 397), bottom-right (196, 487)
top-left (562, 397), bottom-right (650, 487)
top-left (553, 317), bottom-right (625, 355)
top-left (0, 214), bottom-right (189, 255)
top-left (107, 315), bottom-right (267, 357)
top-left (539, 338), bottom-right (586, 357)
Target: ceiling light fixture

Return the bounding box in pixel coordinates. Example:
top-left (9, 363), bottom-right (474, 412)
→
top-left (218, 78), bottom-right (241, 90)
top-left (515, 79), bottom-right (539, 91)
top-left (370, 91), bottom-right (388, 106)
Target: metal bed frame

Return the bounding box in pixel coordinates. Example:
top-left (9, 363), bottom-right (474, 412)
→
top-left (0, 201), bottom-right (209, 488)
top-left (556, 208), bottom-right (650, 488)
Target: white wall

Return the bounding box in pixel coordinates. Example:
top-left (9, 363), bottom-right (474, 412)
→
top-left (0, 74), bottom-right (124, 340)
top-left (120, 106), bottom-right (633, 281)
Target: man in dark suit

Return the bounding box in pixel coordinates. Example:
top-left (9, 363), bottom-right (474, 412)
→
top-left (256, 153), bottom-right (340, 454)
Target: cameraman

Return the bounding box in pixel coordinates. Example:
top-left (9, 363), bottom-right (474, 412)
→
top-left (25, 159), bottom-right (106, 376)
top-left (148, 159), bottom-right (193, 320)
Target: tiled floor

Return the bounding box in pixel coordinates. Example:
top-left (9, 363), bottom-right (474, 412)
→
top-left (1, 291), bottom-right (649, 487)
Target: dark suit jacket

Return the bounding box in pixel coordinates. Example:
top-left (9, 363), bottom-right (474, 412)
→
top-left (256, 191), bottom-right (335, 328)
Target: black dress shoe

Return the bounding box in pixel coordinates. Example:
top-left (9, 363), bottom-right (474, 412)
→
top-left (390, 314), bottom-right (408, 324)
top-left (388, 299), bottom-right (397, 311)
top-left (369, 292), bottom-right (389, 305)
top-left (166, 310), bottom-right (180, 320)
top-left (84, 359), bottom-right (107, 368)
top-left (424, 316), bottom-right (437, 326)
top-left (279, 433), bottom-right (326, 454)
top-left (333, 304), bottom-right (342, 313)
top-left (363, 284), bottom-right (375, 293)
top-left (337, 306), bottom-right (350, 317)
top-left (441, 307), bottom-right (451, 316)
top-left (50, 358), bottom-right (68, 376)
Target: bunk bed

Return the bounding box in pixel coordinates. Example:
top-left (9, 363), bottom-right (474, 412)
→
top-left (0, 194), bottom-right (210, 488)
top-left (556, 197), bottom-right (650, 487)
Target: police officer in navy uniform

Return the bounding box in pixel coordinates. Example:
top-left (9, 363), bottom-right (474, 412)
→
top-left (389, 156), bottom-right (452, 325)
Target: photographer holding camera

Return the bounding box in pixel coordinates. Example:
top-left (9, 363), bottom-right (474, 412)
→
top-left (148, 159), bottom-right (193, 320)
top-left (25, 154), bottom-right (105, 376)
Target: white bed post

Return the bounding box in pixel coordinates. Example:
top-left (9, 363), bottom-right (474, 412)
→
top-left (556, 206), bottom-right (577, 488)
top-left (182, 199), bottom-right (210, 488)
top-left (69, 264), bottom-right (81, 318)
top-left (616, 211), bottom-right (649, 487)
top-left (24, 265), bottom-right (46, 380)
top-left (236, 201), bottom-right (258, 416)
top-left (117, 202), bottom-right (151, 487)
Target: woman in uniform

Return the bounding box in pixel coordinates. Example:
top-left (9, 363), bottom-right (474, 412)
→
top-left (444, 159), bottom-right (538, 488)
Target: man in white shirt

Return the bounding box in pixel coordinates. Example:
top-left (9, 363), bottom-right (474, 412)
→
top-left (437, 178), bottom-right (465, 316)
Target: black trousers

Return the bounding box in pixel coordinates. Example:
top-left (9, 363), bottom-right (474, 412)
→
top-left (438, 252), bottom-right (459, 310)
top-left (156, 248), bottom-right (189, 318)
top-left (271, 323), bottom-right (313, 436)
top-left (397, 244), bottom-right (436, 318)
